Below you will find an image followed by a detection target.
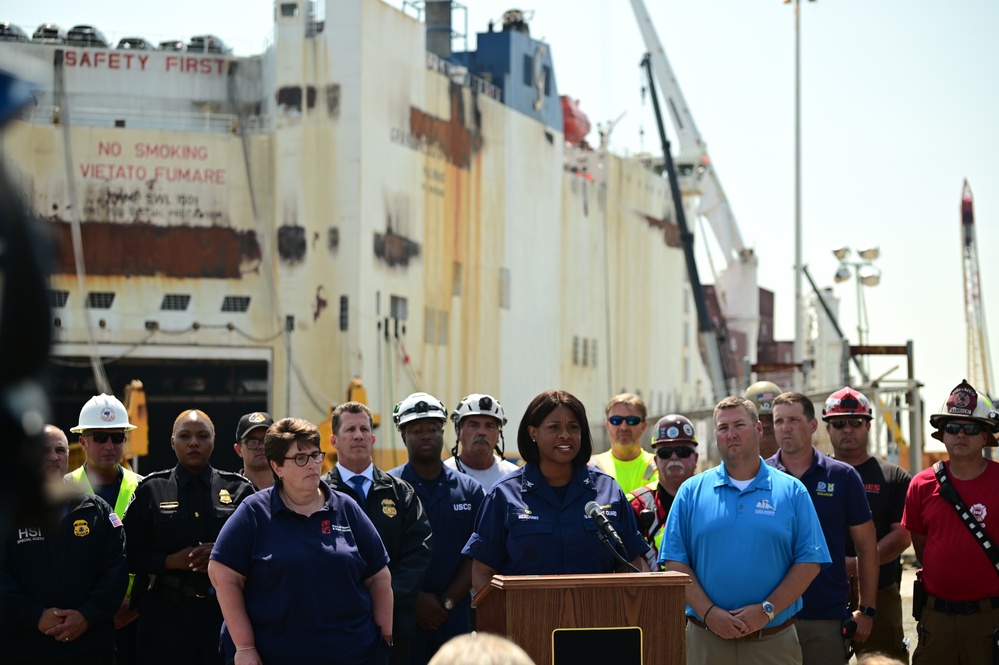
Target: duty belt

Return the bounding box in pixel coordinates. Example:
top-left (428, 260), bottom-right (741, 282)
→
top-left (925, 593), bottom-right (999, 616)
top-left (687, 615), bottom-right (795, 640)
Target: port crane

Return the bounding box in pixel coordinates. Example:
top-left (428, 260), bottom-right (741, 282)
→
top-left (629, 0), bottom-right (759, 400)
top-left (962, 180), bottom-right (994, 396)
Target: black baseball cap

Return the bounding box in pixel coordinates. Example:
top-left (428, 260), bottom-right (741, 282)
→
top-left (236, 412), bottom-right (273, 441)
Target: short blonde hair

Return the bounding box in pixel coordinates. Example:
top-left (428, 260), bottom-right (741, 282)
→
top-left (605, 393), bottom-right (647, 419)
top-left (428, 633), bottom-right (535, 665)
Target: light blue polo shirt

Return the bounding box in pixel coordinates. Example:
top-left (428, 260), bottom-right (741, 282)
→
top-left (659, 459), bottom-right (830, 628)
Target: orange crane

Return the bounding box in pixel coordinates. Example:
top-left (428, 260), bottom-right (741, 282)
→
top-left (962, 179), bottom-right (994, 396)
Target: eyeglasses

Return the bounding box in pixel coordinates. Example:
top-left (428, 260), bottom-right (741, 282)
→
top-left (88, 431), bottom-right (126, 444)
top-left (656, 446), bottom-right (695, 459)
top-left (829, 418), bottom-right (867, 430)
top-left (608, 415), bottom-right (643, 427)
top-left (241, 437), bottom-right (264, 450)
top-left (944, 422), bottom-right (985, 436)
top-left (284, 451), bottom-right (326, 466)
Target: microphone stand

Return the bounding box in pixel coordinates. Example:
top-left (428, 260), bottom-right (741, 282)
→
top-left (595, 530), bottom-right (641, 573)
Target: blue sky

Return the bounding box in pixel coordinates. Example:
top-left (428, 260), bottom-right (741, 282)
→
top-left (7, 0), bottom-right (999, 435)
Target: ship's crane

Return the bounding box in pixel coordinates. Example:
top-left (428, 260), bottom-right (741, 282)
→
top-left (629, 0), bottom-right (760, 396)
top-left (962, 179), bottom-right (994, 396)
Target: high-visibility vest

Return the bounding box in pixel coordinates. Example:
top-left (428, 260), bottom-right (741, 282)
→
top-left (67, 464), bottom-right (142, 517)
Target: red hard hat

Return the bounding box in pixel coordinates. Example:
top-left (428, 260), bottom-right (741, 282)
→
top-left (651, 415), bottom-right (697, 447)
top-left (822, 387), bottom-right (873, 421)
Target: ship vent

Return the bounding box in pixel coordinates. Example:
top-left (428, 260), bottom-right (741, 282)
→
top-left (161, 294), bottom-right (191, 311)
top-left (222, 296), bottom-right (251, 313)
top-left (86, 292), bottom-right (115, 309)
top-left (49, 289), bottom-right (70, 308)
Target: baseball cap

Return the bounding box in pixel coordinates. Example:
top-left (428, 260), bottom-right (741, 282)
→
top-left (236, 412), bottom-right (273, 441)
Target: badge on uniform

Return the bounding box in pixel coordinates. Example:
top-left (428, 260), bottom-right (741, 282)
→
top-left (73, 519), bottom-right (90, 537)
top-left (381, 499), bottom-right (397, 518)
top-left (219, 489), bottom-right (232, 505)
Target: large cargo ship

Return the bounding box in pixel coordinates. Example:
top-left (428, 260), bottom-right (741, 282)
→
top-left (2, 0), bottom-right (766, 471)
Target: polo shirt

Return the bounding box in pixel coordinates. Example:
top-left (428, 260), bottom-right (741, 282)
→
top-left (660, 459), bottom-right (830, 628)
top-left (210, 482), bottom-right (389, 663)
top-left (462, 463), bottom-right (650, 574)
top-left (767, 449), bottom-right (872, 620)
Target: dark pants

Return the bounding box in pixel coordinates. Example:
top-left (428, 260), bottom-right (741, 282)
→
top-left (16, 651), bottom-right (115, 665)
top-left (408, 611), bottom-right (472, 665)
top-left (137, 594), bottom-right (224, 665)
top-left (114, 621), bottom-right (138, 665)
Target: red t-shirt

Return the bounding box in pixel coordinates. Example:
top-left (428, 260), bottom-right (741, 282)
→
top-left (903, 460), bottom-right (999, 600)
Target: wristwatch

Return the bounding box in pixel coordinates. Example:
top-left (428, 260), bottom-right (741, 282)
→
top-left (859, 605), bottom-right (877, 618)
top-left (440, 595), bottom-right (456, 611)
top-left (762, 600), bottom-right (776, 621)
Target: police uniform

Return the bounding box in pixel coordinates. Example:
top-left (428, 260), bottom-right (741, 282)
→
top-left (325, 466), bottom-right (433, 665)
top-left (1, 491), bottom-right (128, 664)
top-left (123, 464), bottom-right (253, 665)
top-left (389, 463), bottom-right (484, 665)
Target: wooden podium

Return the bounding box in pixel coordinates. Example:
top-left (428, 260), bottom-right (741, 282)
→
top-left (472, 572), bottom-right (689, 665)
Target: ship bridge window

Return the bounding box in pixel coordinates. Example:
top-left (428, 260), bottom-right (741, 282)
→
top-left (86, 292), bottom-right (115, 309)
top-left (522, 54), bottom-right (532, 86)
top-left (49, 289), bottom-right (69, 309)
top-left (222, 296), bottom-right (251, 313)
top-left (280, 2), bottom-right (299, 17)
top-left (161, 294), bottom-right (191, 311)
top-left (543, 65), bottom-right (551, 96)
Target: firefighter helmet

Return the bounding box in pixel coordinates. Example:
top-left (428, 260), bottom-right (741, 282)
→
top-left (822, 387), bottom-right (873, 421)
top-left (744, 381), bottom-right (781, 416)
top-left (929, 380), bottom-right (999, 442)
top-left (393, 392), bottom-right (448, 429)
top-left (70, 394), bottom-right (136, 433)
top-left (651, 414), bottom-right (697, 447)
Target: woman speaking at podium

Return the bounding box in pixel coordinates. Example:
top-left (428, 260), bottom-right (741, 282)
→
top-left (463, 389), bottom-right (649, 593)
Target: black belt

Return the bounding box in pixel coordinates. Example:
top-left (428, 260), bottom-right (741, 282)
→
top-left (153, 575), bottom-right (214, 602)
top-left (925, 593), bottom-right (999, 616)
top-left (687, 615), bottom-right (795, 640)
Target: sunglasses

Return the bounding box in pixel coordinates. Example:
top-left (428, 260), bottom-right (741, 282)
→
top-left (608, 415), bottom-right (643, 427)
top-left (656, 446), bottom-right (695, 459)
top-left (943, 422), bottom-right (985, 436)
top-left (829, 418), bottom-right (867, 430)
top-left (284, 451), bottom-right (326, 466)
top-left (88, 431), bottom-right (126, 444)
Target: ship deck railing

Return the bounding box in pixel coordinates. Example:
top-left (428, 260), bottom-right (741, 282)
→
top-left (425, 51), bottom-right (502, 103)
top-left (21, 105), bottom-right (273, 135)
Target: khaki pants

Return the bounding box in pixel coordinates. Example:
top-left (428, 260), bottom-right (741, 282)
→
top-left (852, 584), bottom-right (909, 663)
top-left (686, 620), bottom-right (801, 665)
top-left (796, 619), bottom-right (847, 665)
top-left (912, 605), bottom-right (999, 665)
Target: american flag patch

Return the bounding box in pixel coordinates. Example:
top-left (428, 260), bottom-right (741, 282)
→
top-left (109, 513), bottom-right (123, 528)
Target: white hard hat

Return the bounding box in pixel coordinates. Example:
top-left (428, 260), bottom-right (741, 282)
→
top-left (451, 394), bottom-right (507, 427)
top-left (71, 394), bottom-right (137, 433)
top-left (393, 392), bottom-right (448, 429)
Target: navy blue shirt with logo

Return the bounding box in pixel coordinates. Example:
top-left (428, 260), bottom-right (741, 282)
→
top-left (767, 449), bottom-right (872, 620)
top-left (389, 463), bottom-right (483, 633)
top-left (462, 463), bottom-right (649, 575)
top-left (210, 482), bottom-right (388, 663)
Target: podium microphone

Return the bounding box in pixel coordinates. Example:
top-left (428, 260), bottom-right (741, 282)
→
top-left (584, 501), bottom-right (625, 551)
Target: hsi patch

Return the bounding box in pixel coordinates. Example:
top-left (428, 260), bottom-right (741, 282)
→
top-left (73, 519), bottom-right (91, 537)
top-left (381, 499), bottom-right (397, 518)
